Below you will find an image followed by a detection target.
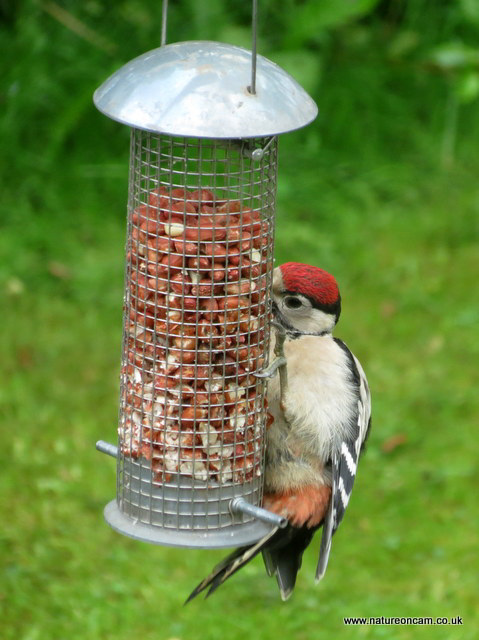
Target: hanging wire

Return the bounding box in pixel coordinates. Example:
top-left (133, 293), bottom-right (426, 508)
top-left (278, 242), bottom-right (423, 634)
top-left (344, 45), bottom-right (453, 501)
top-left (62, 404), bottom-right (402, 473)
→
top-left (248, 0), bottom-right (258, 95)
top-left (161, 0), bottom-right (257, 93)
top-left (161, 0), bottom-right (168, 46)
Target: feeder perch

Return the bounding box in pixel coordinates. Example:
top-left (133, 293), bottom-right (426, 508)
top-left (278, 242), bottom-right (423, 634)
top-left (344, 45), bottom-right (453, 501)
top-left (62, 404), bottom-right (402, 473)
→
top-left (94, 5), bottom-right (317, 549)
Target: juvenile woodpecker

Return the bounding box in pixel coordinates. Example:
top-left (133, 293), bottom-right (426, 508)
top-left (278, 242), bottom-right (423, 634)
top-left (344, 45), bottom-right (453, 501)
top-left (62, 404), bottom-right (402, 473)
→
top-left (187, 262), bottom-right (371, 602)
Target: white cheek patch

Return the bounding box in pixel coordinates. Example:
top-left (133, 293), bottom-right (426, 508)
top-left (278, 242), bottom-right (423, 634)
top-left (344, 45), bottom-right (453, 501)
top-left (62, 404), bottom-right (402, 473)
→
top-left (290, 308), bottom-right (336, 335)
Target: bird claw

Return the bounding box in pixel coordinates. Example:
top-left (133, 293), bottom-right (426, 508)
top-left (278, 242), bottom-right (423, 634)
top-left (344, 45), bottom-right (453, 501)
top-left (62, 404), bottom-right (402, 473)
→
top-left (254, 356), bottom-right (287, 379)
top-left (271, 319), bottom-right (287, 335)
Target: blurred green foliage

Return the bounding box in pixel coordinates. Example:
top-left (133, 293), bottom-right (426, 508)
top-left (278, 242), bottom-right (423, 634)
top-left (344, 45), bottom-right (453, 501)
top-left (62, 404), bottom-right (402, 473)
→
top-left (1, 1), bottom-right (478, 639)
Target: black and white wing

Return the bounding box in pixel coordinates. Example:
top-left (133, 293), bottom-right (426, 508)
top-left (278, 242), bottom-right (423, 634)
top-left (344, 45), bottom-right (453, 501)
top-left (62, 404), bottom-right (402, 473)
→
top-left (316, 348), bottom-right (371, 582)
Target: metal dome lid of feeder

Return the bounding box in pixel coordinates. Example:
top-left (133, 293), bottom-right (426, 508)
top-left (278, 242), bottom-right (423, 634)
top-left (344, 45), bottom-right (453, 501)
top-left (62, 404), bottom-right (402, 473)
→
top-left (93, 40), bottom-right (318, 138)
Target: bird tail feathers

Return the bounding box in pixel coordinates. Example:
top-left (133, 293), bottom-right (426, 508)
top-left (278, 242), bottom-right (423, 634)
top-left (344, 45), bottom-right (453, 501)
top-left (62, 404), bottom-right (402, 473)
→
top-left (185, 526), bottom-right (280, 603)
top-left (262, 548), bottom-right (298, 601)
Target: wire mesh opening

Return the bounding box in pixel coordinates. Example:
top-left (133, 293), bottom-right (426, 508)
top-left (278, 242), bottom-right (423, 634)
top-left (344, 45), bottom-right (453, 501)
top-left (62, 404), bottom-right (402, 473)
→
top-left (118, 130), bottom-right (278, 532)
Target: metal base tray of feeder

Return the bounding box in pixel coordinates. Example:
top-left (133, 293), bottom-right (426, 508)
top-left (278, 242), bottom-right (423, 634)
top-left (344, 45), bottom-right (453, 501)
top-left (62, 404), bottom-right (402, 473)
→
top-left (104, 499), bottom-right (274, 549)
top-left (98, 444), bottom-right (285, 549)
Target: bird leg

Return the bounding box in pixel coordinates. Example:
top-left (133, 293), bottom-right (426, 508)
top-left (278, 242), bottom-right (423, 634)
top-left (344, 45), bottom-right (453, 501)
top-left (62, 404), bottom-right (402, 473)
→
top-left (254, 321), bottom-right (287, 379)
top-left (255, 320), bottom-right (289, 412)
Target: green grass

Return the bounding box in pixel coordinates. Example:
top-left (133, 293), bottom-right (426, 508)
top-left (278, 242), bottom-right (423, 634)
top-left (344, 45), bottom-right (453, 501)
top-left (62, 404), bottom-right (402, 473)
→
top-left (1, 151), bottom-right (477, 639)
top-left (1, 2), bottom-right (479, 638)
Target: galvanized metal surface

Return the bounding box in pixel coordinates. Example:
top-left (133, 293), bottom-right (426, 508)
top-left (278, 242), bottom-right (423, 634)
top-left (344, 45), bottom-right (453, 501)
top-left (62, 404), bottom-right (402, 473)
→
top-left (104, 499), bottom-right (274, 549)
top-left (97, 440), bottom-right (286, 529)
top-left (93, 41), bottom-right (317, 138)
top-left (230, 497), bottom-right (287, 528)
top-left (96, 440), bottom-right (118, 458)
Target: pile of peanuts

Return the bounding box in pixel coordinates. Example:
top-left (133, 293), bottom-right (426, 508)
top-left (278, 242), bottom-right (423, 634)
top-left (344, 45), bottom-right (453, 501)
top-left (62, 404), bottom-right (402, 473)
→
top-left (119, 187), bottom-right (273, 485)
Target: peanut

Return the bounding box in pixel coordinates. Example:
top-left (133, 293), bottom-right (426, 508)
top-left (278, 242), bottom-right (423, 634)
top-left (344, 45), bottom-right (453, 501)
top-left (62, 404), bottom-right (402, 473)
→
top-left (187, 255), bottom-right (211, 272)
top-left (148, 186), bottom-right (168, 208)
top-left (122, 187), bottom-right (271, 486)
top-left (132, 204), bottom-right (158, 225)
top-left (188, 189), bottom-right (214, 207)
top-left (201, 241), bottom-right (227, 260)
top-left (170, 272), bottom-right (191, 295)
top-left (164, 221), bottom-right (185, 237)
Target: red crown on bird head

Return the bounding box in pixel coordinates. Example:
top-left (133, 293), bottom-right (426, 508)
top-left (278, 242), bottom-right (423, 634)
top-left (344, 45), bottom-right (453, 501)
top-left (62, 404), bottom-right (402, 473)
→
top-left (279, 262), bottom-right (340, 308)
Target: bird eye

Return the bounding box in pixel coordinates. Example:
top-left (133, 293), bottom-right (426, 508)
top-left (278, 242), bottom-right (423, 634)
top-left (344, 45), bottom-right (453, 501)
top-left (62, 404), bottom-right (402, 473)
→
top-left (284, 296), bottom-right (302, 309)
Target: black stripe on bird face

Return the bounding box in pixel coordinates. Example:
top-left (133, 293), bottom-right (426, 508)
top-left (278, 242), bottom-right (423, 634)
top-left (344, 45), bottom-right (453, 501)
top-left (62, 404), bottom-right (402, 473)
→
top-left (273, 295), bottom-right (338, 337)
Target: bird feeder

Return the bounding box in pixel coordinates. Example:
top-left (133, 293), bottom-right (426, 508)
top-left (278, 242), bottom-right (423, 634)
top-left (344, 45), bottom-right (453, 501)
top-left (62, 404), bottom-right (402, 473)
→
top-left (95, 2), bottom-right (317, 549)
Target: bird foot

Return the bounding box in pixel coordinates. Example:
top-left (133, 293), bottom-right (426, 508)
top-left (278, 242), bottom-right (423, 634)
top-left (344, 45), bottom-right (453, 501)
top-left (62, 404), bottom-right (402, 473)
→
top-left (254, 356), bottom-right (287, 379)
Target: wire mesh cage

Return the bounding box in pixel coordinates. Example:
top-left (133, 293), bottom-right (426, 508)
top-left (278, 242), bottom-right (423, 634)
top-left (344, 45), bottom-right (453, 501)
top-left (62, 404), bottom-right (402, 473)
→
top-left (94, 34), bottom-right (317, 548)
top-left (119, 131), bottom-right (277, 545)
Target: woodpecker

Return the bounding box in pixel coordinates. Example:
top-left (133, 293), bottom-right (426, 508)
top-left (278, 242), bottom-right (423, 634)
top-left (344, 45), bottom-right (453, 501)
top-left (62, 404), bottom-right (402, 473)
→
top-left (187, 262), bottom-right (371, 602)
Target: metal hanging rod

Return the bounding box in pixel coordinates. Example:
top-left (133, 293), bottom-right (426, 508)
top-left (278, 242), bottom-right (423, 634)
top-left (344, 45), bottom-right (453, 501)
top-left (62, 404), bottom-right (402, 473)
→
top-left (248, 0), bottom-right (258, 95)
top-left (160, 0), bottom-right (258, 95)
top-left (161, 0), bottom-right (168, 47)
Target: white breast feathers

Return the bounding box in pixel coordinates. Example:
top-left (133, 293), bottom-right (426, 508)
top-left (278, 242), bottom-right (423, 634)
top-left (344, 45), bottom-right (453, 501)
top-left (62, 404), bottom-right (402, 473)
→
top-left (267, 335), bottom-right (359, 463)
